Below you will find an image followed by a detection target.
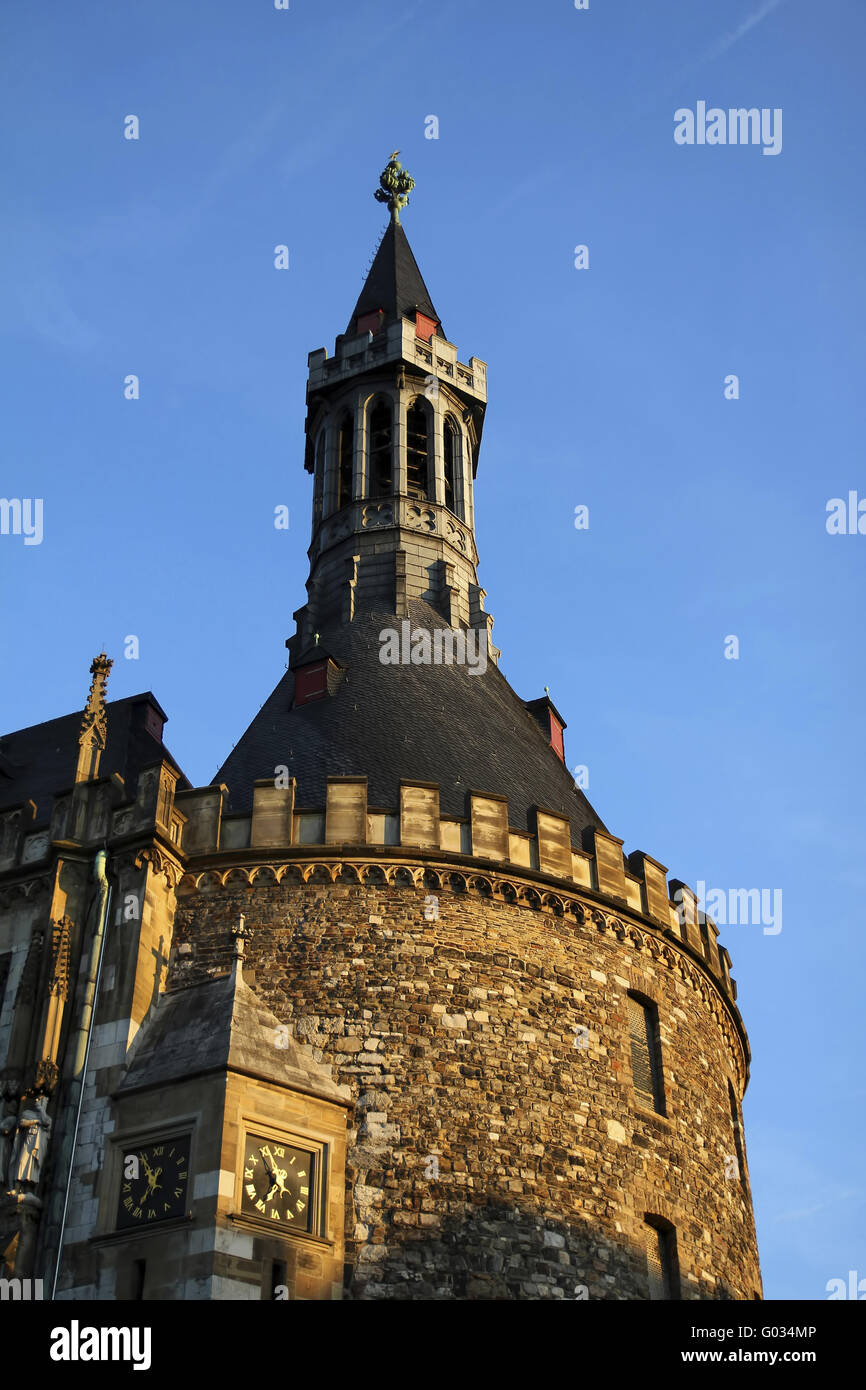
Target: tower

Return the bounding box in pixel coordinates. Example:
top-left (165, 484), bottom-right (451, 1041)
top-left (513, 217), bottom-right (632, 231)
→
top-left (0, 157), bottom-right (762, 1301)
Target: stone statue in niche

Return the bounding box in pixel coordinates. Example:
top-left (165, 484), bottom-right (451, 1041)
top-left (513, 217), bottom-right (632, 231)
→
top-left (9, 1096), bottom-right (52, 1189)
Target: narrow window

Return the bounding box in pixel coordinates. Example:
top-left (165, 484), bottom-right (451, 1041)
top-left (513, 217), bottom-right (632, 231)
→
top-left (132, 1258), bottom-right (146, 1300)
top-left (627, 992), bottom-right (664, 1114)
top-left (728, 1079), bottom-right (747, 1186)
top-left (443, 418), bottom-right (458, 515)
top-left (313, 431), bottom-right (325, 525)
top-left (645, 1217), bottom-right (678, 1300)
top-left (369, 401), bottom-right (392, 497)
top-left (271, 1259), bottom-right (287, 1300)
top-left (406, 400), bottom-right (429, 500)
top-left (338, 412), bottom-right (354, 509)
top-left (0, 954), bottom-right (10, 1014)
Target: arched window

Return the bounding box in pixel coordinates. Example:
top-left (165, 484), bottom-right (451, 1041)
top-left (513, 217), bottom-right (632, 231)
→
top-left (369, 401), bottom-right (392, 497)
top-left (338, 412), bottom-right (354, 509)
top-left (627, 992), bottom-right (665, 1114)
top-left (443, 417), bottom-right (459, 516)
top-left (645, 1217), bottom-right (678, 1300)
top-left (406, 399), bottom-right (430, 500)
top-left (313, 431), bottom-right (325, 525)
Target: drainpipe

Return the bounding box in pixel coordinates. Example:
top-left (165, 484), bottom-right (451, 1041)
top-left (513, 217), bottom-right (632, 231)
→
top-left (49, 847), bottom-right (112, 1300)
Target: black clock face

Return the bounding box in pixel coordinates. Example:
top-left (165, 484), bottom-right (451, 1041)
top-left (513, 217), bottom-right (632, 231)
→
top-left (117, 1137), bottom-right (190, 1229)
top-left (241, 1136), bottom-right (315, 1231)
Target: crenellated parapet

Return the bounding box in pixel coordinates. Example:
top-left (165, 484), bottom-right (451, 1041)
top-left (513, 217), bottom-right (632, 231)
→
top-left (308, 320), bottom-right (486, 408)
top-left (169, 775), bottom-right (741, 1028)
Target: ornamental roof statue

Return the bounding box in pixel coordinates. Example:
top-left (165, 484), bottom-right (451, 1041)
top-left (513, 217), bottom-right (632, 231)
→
top-left (374, 151), bottom-right (415, 223)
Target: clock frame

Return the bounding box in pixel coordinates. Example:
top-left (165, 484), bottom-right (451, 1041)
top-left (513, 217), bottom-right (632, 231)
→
top-left (116, 1132), bottom-right (192, 1230)
top-left (236, 1124), bottom-right (327, 1238)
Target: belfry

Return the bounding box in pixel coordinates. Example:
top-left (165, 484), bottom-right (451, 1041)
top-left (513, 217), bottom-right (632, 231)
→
top-left (0, 158), bottom-right (762, 1300)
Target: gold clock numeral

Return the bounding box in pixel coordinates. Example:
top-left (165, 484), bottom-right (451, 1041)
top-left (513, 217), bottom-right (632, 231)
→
top-left (246, 1183), bottom-right (256, 1198)
top-left (296, 1200), bottom-right (306, 1213)
top-left (133, 1207), bottom-right (142, 1219)
top-left (270, 1209), bottom-right (281, 1221)
top-left (124, 1197), bottom-right (133, 1211)
top-left (300, 1186), bottom-right (309, 1195)
top-left (285, 1210), bottom-right (294, 1221)
top-left (147, 1210), bottom-right (156, 1220)
top-left (174, 1188), bottom-right (182, 1199)
top-left (244, 1167), bottom-right (254, 1179)
top-left (297, 1170), bottom-right (307, 1178)
top-left (178, 1170), bottom-right (188, 1180)
top-left (275, 1146), bottom-right (285, 1158)
top-left (255, 1199), bottom-right (266, 1213)
top-left (154, 1146), bottom-right (164, 1156)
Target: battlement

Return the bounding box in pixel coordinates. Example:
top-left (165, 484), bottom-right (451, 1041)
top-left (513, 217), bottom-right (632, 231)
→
top-left (0, 767), bottom-right (738, 1012)
top-left (0, 759), bottom-right (185, 875)
top-left (151, 775), bottom-right (734, 1009)
top-left (307, 319), bottom-right (487, 404)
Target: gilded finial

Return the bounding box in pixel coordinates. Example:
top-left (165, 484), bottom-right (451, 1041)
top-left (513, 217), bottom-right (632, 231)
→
top-left (374, 151), bottom-right (415, 224)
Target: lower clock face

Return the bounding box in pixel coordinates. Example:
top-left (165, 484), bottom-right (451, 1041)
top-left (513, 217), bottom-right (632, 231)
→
top-left (241, 1135), bottom-right (315, 1231)
top-left (117, 1136), bottom-right (190, 1228)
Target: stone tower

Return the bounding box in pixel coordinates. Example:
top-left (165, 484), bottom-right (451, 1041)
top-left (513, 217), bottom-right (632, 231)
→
top-left (0, 158), bottom-right (761, 1301)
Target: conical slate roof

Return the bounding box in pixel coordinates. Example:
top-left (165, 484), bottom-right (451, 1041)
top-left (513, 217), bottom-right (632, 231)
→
top-left (215, 600), bottom-right (604, 846)
top-left (347, 220), bottom-right (442, 336)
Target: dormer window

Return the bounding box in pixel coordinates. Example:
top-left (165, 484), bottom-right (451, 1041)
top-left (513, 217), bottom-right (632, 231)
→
top-left (292, 651), bottom-right (346, 707)
top-left (415, 311), bottom-right (439, 343)
top-left (524, 694), bottom-right (567, 764)
top-left (357, 309), bottom-right (384, 337)
top-left (294, 661), bottom-right (328, 706)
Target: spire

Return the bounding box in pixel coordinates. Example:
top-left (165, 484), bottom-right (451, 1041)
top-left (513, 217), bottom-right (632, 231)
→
top-left (347, 154), bottom-right (443, 338)
top-left (74, 651), bottom-right (113, 784)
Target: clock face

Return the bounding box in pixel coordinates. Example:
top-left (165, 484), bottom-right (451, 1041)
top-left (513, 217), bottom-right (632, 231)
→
top-left (117, 1136), bottom-right (190, 1229)
top-left (241, 1135), bottom-right (315, 1231)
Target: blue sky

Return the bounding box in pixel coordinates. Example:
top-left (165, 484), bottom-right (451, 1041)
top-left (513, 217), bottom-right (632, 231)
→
top-left (2, 0), bottom-right (864, 1301)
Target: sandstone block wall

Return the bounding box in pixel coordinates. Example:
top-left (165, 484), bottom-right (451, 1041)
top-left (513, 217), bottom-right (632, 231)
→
top-left (170, 873), bottom-right (761, 1301)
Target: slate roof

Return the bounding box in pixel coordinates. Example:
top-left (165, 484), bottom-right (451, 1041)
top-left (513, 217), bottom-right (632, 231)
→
top-left (215, 600), bottom-right (605, 845)
top-left (118, 960), bottom-right (349, 1103)
top-left (0, 695), bottom-right (189, 821)
top-left (348, 220), bottom-right (442, 336)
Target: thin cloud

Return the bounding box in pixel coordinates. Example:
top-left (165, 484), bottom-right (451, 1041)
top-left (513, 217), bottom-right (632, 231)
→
top-left (678, 0), bottom-right (788, 80)
top-left (774, 1189), bottom-right (861, 1224)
